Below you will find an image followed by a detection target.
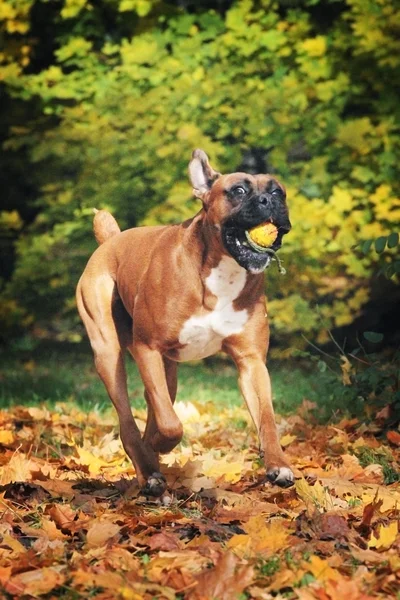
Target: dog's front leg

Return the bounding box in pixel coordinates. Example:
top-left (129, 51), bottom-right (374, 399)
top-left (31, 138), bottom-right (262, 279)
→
top-left (225, 343), bottom-right (294, 488)
top-left (142, 357), bottom-right (178, 451)
top-left (131, 344), bottom-right (183, 455)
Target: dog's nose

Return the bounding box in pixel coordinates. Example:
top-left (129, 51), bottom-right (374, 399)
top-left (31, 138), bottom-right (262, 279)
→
top-left (259, 194), bottom-right (271, 206)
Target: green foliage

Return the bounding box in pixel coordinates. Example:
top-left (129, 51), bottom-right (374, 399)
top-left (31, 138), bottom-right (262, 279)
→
top-left (297, 335), bottom-right (400, 421)
top-left (0, 0), bottom-right (399, 345)
top-left (257, 556), bottom-right (281, 577)
top-left (355, 446), bottom-right (400, 486)
top-left (357, 232), bottom-right (400, 279)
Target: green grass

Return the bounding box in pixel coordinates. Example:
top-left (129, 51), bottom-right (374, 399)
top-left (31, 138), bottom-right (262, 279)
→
top-left (0, 342), bottom-right (339, 418)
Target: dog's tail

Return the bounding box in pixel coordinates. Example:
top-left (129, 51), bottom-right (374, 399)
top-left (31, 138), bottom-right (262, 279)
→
top-left (93, 208), bottom-right (121, 245)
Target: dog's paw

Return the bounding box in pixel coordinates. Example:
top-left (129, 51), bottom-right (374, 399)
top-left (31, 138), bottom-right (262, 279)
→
top-left (266, 466), bottom-right (294, 488)
top-left (142, 472), bottom-right (167, 497)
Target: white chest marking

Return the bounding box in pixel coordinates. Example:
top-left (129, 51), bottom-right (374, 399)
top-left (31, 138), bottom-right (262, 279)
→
top-left (178, 256), bottom-right (249, 361)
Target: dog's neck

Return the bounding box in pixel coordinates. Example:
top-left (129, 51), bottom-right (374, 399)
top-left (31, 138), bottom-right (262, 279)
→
top-left (181, 211), bottom-right (237, 274)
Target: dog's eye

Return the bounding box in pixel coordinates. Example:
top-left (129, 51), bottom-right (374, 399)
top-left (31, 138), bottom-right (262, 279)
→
top-left (271, 188), bottom-right (284, 199)
top-left (235, 187), bottom-right (246, 195)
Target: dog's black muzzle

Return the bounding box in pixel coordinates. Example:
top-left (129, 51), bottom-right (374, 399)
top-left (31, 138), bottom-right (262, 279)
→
top-left (221, 194), bottom-right (291, 274)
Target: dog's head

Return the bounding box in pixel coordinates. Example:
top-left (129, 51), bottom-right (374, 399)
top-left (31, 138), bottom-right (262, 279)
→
top-left (189, 149), bottom-right (291, 274)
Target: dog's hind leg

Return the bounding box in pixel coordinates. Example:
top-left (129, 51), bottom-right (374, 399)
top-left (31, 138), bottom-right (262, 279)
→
top-left (76, 275), bottom-right (165, 496)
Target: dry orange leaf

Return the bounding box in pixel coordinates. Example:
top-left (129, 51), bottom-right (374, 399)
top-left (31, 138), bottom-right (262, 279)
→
top-left (147, 531), bottom-right (182, 552)
top-left (48, 503), bottom-right (77, 530)
top-left (86, 520), bottom-right (121, 548)
top-left (0, 533), bottom-right (26, 556)
top-left (7, 567), bottom-right (65, 596)
top-left (0, 453), bottom-right (34, 485)
top-left (41, 517), bottom-right (70, 541)
top-left (192, 551), bottom-right (254, 600)
top-left (387, 430), bottom-right (400, 446)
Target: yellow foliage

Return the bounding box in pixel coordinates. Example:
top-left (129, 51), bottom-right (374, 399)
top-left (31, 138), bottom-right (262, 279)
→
top-left (329, 187), bottom-right (353, 212)
top-left (0, 210), bottom-right (23, 230)
top-left (0, 1), bottom-right (16, 19)
top-left (301, 36), bottom-right (327, 57)
top-left (121, 37), bottom-right (160, 65)
top-left (61, 0), bottom-right (87, 19)
top-left (336, 118), bottom-right (374, 153)
top-left (1, 0), bottom-right (399, 346)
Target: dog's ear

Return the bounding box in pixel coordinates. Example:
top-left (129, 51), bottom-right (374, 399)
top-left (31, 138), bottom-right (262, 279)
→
top-left (189, 149), bottom-right (221, 203)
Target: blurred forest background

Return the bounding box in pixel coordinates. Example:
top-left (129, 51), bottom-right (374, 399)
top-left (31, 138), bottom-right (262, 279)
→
top-left (0, 0), bottom-right (399, 413)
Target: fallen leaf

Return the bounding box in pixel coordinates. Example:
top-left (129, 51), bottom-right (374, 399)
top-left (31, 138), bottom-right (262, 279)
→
top-left (304, 554), bottom-right (341, 582)
top-left (192, 551), bottom-right (254, 600)
top-left (0, 430), bottom-right (15, 445)
top-left (320, 477), bottom-right (400, 512)
top-left (48, 503), bottom-right (77, 530)
top-left (202, 453), bottom-right (245, 483)
top-left (147, 550), bottom-right (208, 580)
top-left (0, 566), bottom-right (12, 587)
top-left (296, 478), bottom-right (331, 510)
top-left (296, 512), bottom-right (350, 541)
top-left (86, 520), bottom-right (120, 548)
top-left (7, 567), bottom-right (65, 596)
top-left (368, 521), bottom-right (398, 550)
top-left (147, 532), bottom-right (182, 551)
top-left (32, 479), bottom-right (77, 499)
top-left (350, 546), bottom-right (384, 565)
top-left (75, 446), bottom-right (115, 475)
top-left (41, 517), bottom-right (70, 541)
top-left (28, 406), bottom-right (51, 420)
top-left (387, 430), bottom-right (400, 446)
top-left (358, 497), bottom-right (383, 532)
top-left (227, 516), bottom-right (290, 556)
top-left (324, 577), bottom-right (377, 600)
top-left (182, 475), bottom-right (216, 492)
top-left (0, 453), bottom-right (34, 485)
top-left (280, 433), bottom-right (297, 447)
top-left (0, 533), bottom-right (26, 556)
top-left (337, 454), bottom-right (364, 479)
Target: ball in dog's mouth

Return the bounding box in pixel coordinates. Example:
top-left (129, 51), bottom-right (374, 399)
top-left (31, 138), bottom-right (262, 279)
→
top-left (245, 221), bottom-right (278, 253)
top-left (222, 219), bottom-right (287, 275)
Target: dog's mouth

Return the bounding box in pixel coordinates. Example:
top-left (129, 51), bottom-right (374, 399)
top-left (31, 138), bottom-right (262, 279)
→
top-left (222, 220), bottom-right (288, 274)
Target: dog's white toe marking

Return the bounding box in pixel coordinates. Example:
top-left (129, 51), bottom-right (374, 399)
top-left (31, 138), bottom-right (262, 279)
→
top-left (267, 466), bottom-right (294, 487)
top-left (274, 467), bottom-right (294, 483)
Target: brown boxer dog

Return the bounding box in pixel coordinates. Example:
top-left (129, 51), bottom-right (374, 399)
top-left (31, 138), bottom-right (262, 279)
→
top-left (76, 149), bottom-right (294, 496)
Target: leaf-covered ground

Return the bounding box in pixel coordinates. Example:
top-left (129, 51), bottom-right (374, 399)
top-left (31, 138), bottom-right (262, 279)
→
top-left (0, 400), bottom-right (399, 600)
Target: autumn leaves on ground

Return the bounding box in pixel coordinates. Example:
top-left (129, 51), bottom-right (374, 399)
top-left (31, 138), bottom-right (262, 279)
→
top-left (1, 398), bottom-right (400, 600)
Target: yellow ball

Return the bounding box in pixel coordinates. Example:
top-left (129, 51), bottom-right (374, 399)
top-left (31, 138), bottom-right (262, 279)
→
top-left (247, 221), bottom-right (278, 248)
